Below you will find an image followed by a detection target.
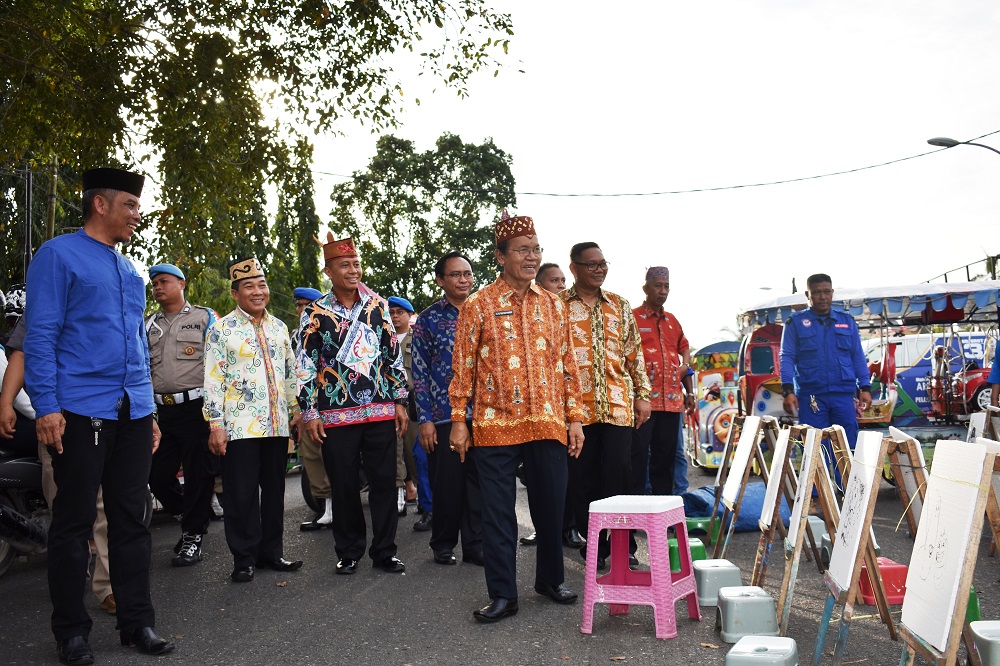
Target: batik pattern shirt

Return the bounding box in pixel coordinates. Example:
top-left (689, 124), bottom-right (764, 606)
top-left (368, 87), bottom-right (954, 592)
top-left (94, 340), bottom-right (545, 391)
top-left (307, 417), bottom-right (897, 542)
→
top-left (296, 288), bottom-right (407, 428)
top-left (560, 287), bottom-right (651, 427)
top-left (634, 304), bottom-right (690, 413)
top-left (203, 308), bottom-right (298, 441)
top-left (449, 277), bottom-right (585, 447)
top-left (412, 297), bottom-right (472, 425)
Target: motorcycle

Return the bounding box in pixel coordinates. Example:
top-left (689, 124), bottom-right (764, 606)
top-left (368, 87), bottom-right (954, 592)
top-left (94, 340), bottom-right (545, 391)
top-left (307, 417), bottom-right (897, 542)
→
top-left (0, 441), bottom-right (49, 577)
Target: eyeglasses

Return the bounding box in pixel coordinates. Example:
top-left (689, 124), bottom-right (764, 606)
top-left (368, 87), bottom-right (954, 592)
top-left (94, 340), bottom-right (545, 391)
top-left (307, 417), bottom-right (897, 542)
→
top-left (573, 261), bottom-right (610, 272)
top-left (509, 246), bottom-right (544, 257)
top-left (443, 271), bottom-right (474, 280)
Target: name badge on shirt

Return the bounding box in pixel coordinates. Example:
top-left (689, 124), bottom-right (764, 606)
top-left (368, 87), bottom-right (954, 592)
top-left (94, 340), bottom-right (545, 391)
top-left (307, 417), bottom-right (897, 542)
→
top-left (639, 327), bottom-right (652, 333)
top-left (494, 310), bottom-right (513, 317)
top-left (834, 323), bottom-right (849, 329)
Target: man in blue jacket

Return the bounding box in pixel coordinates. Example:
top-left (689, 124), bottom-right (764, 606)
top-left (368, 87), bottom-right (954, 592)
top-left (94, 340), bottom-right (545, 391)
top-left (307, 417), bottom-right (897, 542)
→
top-left (780, 274), bottom-right (872, 451)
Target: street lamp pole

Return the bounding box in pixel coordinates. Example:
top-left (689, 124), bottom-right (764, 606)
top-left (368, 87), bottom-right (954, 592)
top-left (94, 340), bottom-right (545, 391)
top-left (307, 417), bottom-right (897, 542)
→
top-left (927, 136), bottom-right (1000, 158)
top-left (927, 136), bottom-right (1000, 280)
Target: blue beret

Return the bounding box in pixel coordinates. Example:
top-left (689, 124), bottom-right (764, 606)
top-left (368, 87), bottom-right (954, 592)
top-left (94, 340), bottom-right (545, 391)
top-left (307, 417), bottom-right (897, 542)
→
top-left (293, 287), bottom-right (323, 302)
top-left (149, 263), bottom-right (185, 280)
top-left (388, 296), bottom-right (414, 313)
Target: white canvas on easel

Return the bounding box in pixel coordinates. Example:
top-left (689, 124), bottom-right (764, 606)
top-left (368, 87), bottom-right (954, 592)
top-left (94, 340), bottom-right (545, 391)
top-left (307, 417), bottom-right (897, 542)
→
top-left (988, 405), bottom-right (1000, 440)
top-left (900, 439), bottom-right (988, 652)
top-left (968, 412), bottom-right (987, 442)
top-left (827, 430), bottom-right (884, 591)
top-left (889, 425), bottom-right (926, 527)
top-left (759, 428), bottom-right (791, 529)
top-left (786, 428), bottom-right (820, 545)
top-left (721, 415), bottom-right (762, 508)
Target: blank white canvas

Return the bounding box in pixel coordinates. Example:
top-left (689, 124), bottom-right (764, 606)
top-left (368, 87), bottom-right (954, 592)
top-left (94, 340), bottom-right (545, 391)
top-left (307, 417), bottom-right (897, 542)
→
top-left (889, 426), bottom-right (927, 526)
top-left (722, 415), bottom-right (761, 509)
top-left (759, 428), bottom-right (791, 529)
top-left (786, 428), bottom-right (820, 545)
top-left (827, 430), bottom-right (883, 591)
top-left (901, 439), bottom-right (987, 653)
top-left (968, 413), bottom-right (986, 442)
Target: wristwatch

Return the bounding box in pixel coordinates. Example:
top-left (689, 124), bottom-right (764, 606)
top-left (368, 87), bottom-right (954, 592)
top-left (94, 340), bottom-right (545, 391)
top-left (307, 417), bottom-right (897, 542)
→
top-left (781, 387), bottom-right (794, 398)
top-left (395, 398), bottom-right (409, 409)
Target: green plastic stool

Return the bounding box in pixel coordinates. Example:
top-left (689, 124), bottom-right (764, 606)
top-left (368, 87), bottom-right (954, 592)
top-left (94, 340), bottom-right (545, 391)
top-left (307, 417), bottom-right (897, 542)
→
top-left (686, 516), bottom-right (722, 543)
top-left (968, 584), bottom-right (981, 623)
top-left (669, 537), bottom-right (707, 572)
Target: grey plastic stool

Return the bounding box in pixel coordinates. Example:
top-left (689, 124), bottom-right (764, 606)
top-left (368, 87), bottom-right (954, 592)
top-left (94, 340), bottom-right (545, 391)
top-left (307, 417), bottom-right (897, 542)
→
top-left (715, 586), bottom-right (779, 643)
top-left (970, 621), bottom-right (1000, 665)
top-left (725, 636), bottom-right (799, 665)
top-left (693, 559), bottom-right (742, 607)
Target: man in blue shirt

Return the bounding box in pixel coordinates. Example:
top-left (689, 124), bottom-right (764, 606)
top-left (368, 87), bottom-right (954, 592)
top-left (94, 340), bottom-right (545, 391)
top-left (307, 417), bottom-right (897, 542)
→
top-left (24, 168), bottom-right (174, 663)
top-left (412, 251), bottom-right (483, 566)
top-left (780, 273), bottom-right (872, 451)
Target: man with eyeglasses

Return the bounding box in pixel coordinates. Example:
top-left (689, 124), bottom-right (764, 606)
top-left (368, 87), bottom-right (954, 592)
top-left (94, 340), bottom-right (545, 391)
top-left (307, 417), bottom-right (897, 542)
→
top-left (561, 243), bottom-right (651, 569)
top-left (449, 209), bottom-right (586, 623)
top-left (632, 266), bottom-right (694, 499)
top-left (779, 274), bottom-right (871, 449)
top-left (412, 251), bottom-right (483, 567)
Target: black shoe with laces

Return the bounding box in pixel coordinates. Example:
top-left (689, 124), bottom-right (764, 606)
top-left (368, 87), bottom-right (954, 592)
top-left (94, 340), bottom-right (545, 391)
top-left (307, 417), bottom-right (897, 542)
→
top-left (172, 532), bottom-right (203, 567)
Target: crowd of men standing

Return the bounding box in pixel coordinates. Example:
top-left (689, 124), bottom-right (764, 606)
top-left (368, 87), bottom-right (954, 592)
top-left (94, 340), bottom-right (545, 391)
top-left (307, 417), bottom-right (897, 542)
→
top-left (2, 168), bottom-right (700, 664)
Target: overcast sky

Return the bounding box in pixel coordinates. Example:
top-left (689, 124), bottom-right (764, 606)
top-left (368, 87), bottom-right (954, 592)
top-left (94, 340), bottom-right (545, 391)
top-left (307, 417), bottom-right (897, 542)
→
top-left (309, 1), bottom-right (1000, 348)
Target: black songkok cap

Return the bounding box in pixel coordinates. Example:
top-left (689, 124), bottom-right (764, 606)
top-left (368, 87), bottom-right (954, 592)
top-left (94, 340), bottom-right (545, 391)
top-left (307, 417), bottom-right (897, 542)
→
top-left (82, 168), bottom-right (145, 198)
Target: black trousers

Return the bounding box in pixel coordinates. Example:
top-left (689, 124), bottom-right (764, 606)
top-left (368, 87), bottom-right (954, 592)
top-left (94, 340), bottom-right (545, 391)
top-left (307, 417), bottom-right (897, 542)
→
top-left (474, 439), bottom-right (567, 600)
top-left (427, 422), bottom-right (482, 557)
top-left (149, 398), bottom-right (218, 535)
top-left (48, 395), bottom-right (155, 640)
top-left (631, 411), bottom-right (682, 496)
top-left (322, 420), bottom-right (398, 563)
top-left (569, 423), bottom-right (633, 557)
top-left (221, 436), bottom-right (287, 568)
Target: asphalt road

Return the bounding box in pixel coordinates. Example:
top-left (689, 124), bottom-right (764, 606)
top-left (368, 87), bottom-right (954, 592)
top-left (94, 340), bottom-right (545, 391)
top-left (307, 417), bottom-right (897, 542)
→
top-left (1, 465), bottom-right (997, 665)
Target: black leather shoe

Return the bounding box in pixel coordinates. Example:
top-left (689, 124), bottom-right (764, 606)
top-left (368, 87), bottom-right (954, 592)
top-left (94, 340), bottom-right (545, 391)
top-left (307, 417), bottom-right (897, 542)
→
top-left (230, 566), bottom-right (254, 582)
top-left (119, 627), bottom-right (176, 655)
top-left (336, 558), bottom-right (358, 575)
top-left (433, 551), bottom-right (457, 565)
top-left (519, 531), bottom-right (538, 546)
top-left (413, 512), bottom-right (432, 532)
top-left (375, 556), bottom-right (406, 573)
top-left (534, 581), bottom-right (578, 604)
top-left (563, 528), bottom-right (586, 549)
top-left (258, 557), bottom-right (303, 572)
top-left (473, 597), bottom-right (519, 623)
top-left (57, 636), bottom-right (94, 665)
top-left (463, 551), bottom-right (485, 566)
top-left (629, 554), bottom-right (640, 568)
top-left (300, 519), bottom-right (325, 532)
top-left (579, 546), bottom-right (607, 570)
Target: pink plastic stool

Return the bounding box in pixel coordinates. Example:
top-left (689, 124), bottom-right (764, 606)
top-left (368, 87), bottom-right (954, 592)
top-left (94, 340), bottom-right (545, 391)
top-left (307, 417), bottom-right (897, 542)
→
top-left (580, 495), bottom-right (701, 639)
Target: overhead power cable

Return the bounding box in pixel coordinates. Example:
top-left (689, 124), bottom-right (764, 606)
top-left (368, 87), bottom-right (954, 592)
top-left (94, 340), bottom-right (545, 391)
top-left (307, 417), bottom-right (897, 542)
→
top-left (313, 128), bottom-right (1000, 198)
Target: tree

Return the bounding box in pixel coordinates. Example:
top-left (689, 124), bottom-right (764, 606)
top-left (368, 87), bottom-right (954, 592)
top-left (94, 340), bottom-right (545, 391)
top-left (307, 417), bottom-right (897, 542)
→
top-left (0, 0), bottom-right (515, 288)
top-left (330, 133), bottom-right (516, 310)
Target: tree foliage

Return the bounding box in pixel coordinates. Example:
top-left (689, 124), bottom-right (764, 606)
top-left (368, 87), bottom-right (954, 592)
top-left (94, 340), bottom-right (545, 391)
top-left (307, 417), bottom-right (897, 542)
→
top-left (330, 133), bottom-right (515, 311)
top-left (0, 0), bottom-right (514, 300)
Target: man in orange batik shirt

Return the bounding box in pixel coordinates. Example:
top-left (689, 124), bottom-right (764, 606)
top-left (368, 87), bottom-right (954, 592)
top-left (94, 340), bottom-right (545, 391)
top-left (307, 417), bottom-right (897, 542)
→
top-left (449, 209), bottom-right (586, 624)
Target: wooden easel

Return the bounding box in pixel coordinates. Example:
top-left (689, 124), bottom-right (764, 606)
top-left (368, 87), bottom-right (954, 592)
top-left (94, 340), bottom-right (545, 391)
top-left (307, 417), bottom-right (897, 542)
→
top-left (898, 440), bottom-right (997, 666)
top-left (886, 427), bottom-right (928, 539)
top-left (751, 426), bottom-right (824, 586)
top-left (813, 432), bottom-right (896, 665)
top-left (711, 415), bottom-right (764, 558)
top-left (777, 426), bottom-right (841, 635)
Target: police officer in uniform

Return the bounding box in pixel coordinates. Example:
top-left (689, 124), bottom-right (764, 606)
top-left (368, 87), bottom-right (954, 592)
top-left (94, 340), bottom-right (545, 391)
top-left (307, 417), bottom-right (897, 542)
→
top-left (780, 273), bottom-right (872, 461)
top-left (25, 167), bottom-right (174, 664)
top-left (146, 263), bottom-right (220, 566)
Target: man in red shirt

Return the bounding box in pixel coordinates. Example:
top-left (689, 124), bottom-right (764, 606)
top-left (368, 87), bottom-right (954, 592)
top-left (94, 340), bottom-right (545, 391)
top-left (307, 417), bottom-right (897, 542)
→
top-left (631, 266), bottom-right (694, 497)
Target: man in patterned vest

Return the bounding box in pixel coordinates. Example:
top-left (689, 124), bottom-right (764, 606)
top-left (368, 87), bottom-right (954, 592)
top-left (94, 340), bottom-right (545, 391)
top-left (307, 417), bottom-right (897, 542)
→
top-left (449, 210), bottom-right (586, 623)
top-left (203, 257), bottom-right (303, 583)
top-left (297, 235), bottom-right (409, 576)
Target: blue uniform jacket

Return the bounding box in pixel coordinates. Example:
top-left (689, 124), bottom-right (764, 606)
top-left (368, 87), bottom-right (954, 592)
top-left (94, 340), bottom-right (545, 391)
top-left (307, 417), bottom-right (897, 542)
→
top-left (779, 308), bottom-right (870, 395)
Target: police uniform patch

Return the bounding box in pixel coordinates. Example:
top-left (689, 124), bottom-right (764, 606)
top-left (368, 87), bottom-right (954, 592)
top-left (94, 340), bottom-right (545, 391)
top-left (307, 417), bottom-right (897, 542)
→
top-left (185, 345), bottom-right (195, 355)
top-left (802, 319), bottom-right (812, 327)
